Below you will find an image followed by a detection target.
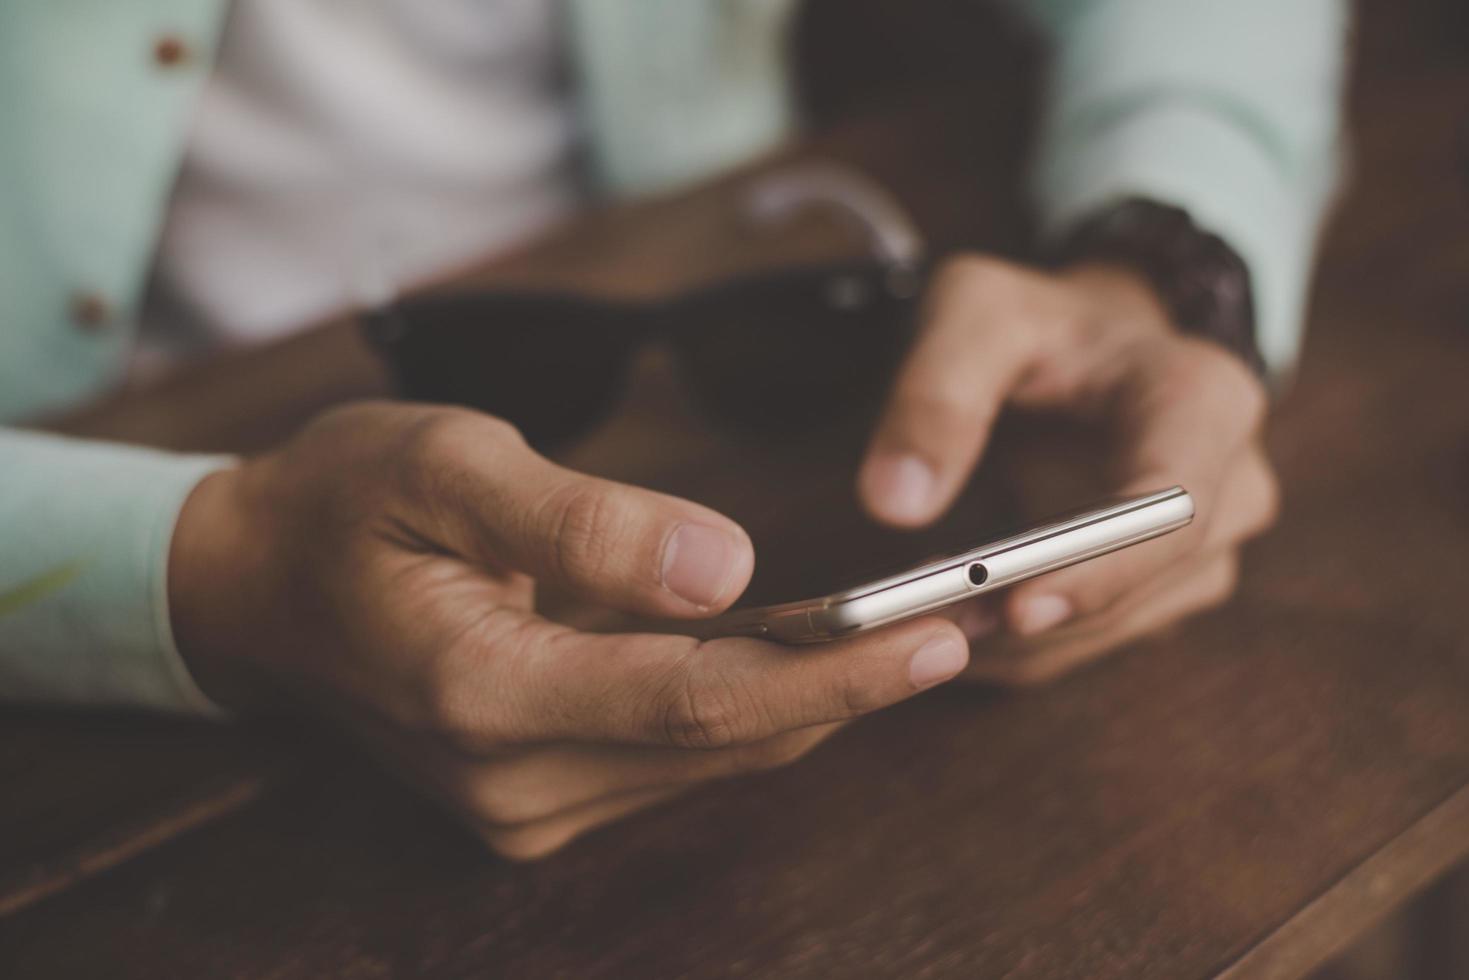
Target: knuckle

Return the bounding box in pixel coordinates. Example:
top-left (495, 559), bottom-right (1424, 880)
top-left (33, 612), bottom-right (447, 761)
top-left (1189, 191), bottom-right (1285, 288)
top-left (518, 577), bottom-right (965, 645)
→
top-left (401, 411), bottom-right (474, 465)
top-left (397, 411), bottom-right (524, 494)
top-left (834, 673), bottom-right (890, 719)
top-left (659, 660), bottom-right (747, 750)
top-left (539, 481), bottom-right (622, 586)
top-left (925, 254), bottom-right (1055, 363)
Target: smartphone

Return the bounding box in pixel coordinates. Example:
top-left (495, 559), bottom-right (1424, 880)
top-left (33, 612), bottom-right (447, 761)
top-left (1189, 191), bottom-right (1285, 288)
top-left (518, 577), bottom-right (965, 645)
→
top-left (708, 486), bottom-right (1194, 643)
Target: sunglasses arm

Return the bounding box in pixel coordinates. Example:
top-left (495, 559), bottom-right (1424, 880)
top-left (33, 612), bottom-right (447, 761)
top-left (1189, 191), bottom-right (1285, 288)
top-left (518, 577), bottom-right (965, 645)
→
top-left (741, 165), bottom-right (928, 275)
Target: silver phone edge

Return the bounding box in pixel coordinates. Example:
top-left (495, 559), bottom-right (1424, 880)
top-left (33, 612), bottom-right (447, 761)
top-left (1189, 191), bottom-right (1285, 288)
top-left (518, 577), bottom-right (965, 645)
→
top-left (713, 487), bottom-right (1194, 644)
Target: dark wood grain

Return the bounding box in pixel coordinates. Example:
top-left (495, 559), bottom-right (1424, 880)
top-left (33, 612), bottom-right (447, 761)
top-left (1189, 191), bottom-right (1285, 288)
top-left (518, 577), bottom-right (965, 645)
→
top-left (4, 1), bottom-right (1469, 977)
top-left (4, 601), bottom-right (1469, 980)
top-left (0, 711), bottom-right (313, 920)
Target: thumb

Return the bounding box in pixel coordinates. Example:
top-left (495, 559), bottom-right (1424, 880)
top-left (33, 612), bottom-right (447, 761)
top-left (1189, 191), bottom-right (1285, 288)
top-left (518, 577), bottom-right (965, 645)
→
top-left (403, 413), bottom-right (753, 617)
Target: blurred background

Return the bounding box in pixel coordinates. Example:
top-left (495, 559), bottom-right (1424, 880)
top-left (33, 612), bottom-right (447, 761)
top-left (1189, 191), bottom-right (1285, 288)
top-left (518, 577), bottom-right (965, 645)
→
top-left (4, 1), bottom-right (1469, 978)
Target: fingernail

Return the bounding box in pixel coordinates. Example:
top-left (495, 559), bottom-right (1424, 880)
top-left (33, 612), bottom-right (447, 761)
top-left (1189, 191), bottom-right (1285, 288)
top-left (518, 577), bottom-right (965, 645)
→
top-left (861, 453), bottom-right (937, 525)
top-left (908, 633), bottom-right (969, 689)
top-left (1014, 595), bottom-right (1073, 635)
top-left (957, 603), bottom-right (999, 641)
top-left (662, 523), bottom-right (740, 607)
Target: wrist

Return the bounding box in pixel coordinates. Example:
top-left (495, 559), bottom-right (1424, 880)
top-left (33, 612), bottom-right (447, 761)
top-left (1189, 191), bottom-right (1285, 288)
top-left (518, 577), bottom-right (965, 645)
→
top-left (168, 464), bottom-right (273, 712)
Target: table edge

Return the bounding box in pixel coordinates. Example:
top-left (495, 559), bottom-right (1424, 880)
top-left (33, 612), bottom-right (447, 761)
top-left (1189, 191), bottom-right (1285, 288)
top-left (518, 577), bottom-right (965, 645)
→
top-left (1215, 780), bottom-right (1469, 980)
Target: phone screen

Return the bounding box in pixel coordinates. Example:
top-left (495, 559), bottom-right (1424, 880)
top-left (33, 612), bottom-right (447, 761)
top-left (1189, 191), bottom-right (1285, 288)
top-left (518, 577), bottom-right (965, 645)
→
top-left (733, 485), bottom-right (1022, 608)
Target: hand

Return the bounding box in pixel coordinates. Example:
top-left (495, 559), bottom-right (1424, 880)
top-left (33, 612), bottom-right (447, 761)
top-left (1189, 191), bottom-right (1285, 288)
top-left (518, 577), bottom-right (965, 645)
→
top-left (171, 403), bottom-right (969, 858)
top-left (857, 256), bottom-right (1278, 684)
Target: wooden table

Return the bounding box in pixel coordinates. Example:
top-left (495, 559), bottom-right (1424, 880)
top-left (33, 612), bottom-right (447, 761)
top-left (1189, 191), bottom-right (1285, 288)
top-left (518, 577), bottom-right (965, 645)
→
top-left (5, 3), bottom-right (1469, 977)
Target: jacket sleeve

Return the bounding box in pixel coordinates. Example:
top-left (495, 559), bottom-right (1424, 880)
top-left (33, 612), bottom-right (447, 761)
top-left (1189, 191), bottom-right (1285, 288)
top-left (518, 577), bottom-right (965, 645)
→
top-left (1021, 0), bottom-right (1350, 377)
top-left (0, 428), bottom-right (231, 715)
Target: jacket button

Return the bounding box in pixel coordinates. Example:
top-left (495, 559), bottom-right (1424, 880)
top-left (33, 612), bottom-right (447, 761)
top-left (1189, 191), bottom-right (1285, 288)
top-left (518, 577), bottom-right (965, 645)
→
top-left (69, 291), bottom-right (113, 331)
top-left (152, 34), bottom-right (192, 68)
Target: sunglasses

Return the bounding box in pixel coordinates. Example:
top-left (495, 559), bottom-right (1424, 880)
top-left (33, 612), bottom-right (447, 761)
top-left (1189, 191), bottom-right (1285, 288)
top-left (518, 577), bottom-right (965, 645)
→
top-left (361, 168), bottom-right (929, 449)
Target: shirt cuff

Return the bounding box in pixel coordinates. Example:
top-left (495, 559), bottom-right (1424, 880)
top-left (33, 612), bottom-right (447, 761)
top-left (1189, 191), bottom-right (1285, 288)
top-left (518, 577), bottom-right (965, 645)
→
top-left (1033, 102), bottom-right (1338, 379)
top-left (0, 430), bottom-right (235, 717)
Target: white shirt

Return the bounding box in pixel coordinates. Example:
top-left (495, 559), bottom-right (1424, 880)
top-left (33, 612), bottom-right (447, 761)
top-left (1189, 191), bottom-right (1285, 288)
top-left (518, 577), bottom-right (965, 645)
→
top-left (138, 0), bottom-right (580, 368)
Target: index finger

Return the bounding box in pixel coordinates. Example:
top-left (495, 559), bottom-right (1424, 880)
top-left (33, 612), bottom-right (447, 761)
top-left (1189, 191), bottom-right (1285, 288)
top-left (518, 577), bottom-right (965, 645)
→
top-left (858, 257), bottom-right (1043, 528)
top-left (439, 610), bottom-right (969, 750)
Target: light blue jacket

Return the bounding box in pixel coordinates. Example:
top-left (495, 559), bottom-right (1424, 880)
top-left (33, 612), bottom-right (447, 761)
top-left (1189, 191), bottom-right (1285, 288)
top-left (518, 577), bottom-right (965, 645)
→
top-left (0, 0), bottom-right (1349, 713)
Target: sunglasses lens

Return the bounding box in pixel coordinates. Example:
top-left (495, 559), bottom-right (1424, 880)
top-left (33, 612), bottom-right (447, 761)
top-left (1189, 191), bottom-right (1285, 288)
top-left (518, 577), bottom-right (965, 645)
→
top-left (674, 264), bottom-right (918, 435)
top-left (369, 293), bottom-right (634, 449)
